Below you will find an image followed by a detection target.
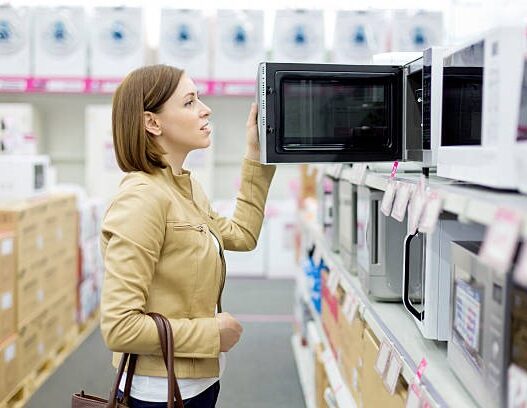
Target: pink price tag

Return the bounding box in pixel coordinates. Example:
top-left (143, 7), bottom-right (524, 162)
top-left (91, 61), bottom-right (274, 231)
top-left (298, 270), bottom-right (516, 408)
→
top-left (381, 179), bottom-right (398, 217)
top-left (391, 183), bottom-right (413, 222)
top-left (514, 244), bottom-right (527, 288)
top-left (391, 161), bottom-right (399, 179)
top-left (405, 382), bottom-right (422, 408)
top-left (479, 208), bottom-right (522, 274)
top-left (419, 192), bottom-right (443, 234)
top-left (415, 358), bottom-right (428, 381)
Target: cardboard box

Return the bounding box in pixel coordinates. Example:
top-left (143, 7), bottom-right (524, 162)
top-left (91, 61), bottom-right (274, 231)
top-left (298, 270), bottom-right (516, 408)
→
top-left (338, 310), bottom-right (365, 406)
top-left (314, 345), bottom-right (329, 408)
top-left (18, 315), bottom-right (45, 380)
top-left (17, 258), bottom-right (45, 329)
top-left (60, 290), bottom-right (77, 334)
top-left (0, 103), bottom-right (41, 155)
top-left (321, 269), bottom-right (344, 356)
top-left (0, 335), bottom-right (19, 401)
top-left (0, 231), bottom-right (16, 343)
top-left (361, 328), bottom-right (408, 408)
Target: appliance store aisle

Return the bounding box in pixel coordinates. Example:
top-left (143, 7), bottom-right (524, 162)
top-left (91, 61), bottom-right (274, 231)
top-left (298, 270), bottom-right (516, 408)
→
top-left (25, 278), bottom-right (305, 408)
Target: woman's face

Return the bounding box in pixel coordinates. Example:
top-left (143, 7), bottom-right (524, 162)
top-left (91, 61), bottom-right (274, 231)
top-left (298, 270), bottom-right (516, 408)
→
top-left (156, 73), bottom-right (212, 153)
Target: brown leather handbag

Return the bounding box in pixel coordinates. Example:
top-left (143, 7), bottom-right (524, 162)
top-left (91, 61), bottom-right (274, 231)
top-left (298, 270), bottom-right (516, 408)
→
top-left (72, 313), bottom-right (184, 408)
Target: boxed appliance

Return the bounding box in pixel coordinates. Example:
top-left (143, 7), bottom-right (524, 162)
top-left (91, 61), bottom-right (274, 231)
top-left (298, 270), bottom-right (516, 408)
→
top-left (392, 10), bottom-right (444, 52)
top-left (338, 166), bottom-right (358, 274)
top-left (403, 216), bottom-right (485, 340)
top-left (85, 105), bottom-right (123, 203)
top-left (437, 25), bottom-right (526, 189)
top-left (0, 230), bottom-right (15, 343)
top-left (272, 10), bottom-right (325, 63)
top-left (213, 10), bottom-right (265, 81)
top-left (448, 241), bottom-right (512, 408)
top-left (32, 7), bottom-right (87, 77)
top-left (332, 10), bottom-right (388, 64)
top-left (89, 7), bottom-right (145, 79)
top-left (0, 335), bottom-right (18, 401)
top-left (159, 9), bottom-right (209, 80)
top-left (18, 312), bottom-right (45, 380)
top-left (0, 103), bottom-right (40, 155)
top-left (0, 5), bottom-right (30, 77)
top-left (357, 185), bottom-right (421, 301)
top-left (0, 155), bottom-right (50, 201)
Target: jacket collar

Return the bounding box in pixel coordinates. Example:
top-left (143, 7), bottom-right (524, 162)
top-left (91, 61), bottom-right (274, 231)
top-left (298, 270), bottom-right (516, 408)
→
top-left (159, 165), bottom-right (193, 200)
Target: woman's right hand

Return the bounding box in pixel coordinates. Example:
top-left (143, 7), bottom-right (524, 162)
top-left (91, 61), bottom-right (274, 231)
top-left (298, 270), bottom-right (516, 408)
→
top-left (216, 312), bottom-right (243, 352)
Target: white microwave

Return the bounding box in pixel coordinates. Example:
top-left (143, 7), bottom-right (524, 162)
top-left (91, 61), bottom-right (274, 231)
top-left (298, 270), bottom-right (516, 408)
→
top-left (0, 154), bottom-right (50, 201)
top-left (437, 25), bottom-right (526, 189)
top-left (402, 216), bottom-right (485, 341)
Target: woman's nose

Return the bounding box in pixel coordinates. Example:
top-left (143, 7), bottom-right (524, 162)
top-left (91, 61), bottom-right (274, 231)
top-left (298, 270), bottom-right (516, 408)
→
top-left (199, 100), bottom-right (212, 117)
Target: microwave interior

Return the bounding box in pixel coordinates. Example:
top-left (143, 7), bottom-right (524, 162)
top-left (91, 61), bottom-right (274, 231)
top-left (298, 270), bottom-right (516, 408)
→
top-left (268, 64), bottom-right (404, 162)
top-left (405, 68), bottom-right (424, 154)
top-left (441, 41), bottom-right (484, 147)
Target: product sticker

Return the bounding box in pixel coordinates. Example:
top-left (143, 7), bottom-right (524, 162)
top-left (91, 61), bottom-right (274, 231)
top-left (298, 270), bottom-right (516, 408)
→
top-left (405, 382), bottom-right (422, 408)
top-left (384, 351), bottom-right (403, 395)
top-left (375, 340), bottom-right (392, 377)
top-left (37, 289), bottom-right (44, 303)
top-left (454, 280), bottom-right (481, 352)
top-left (391, 183), bottom-right (413, 222)
top-left (4, 343), bottom-right (15, 363)
top-left (480, 208), bottom-right (522, 274)
top-left (1, 292), bottom-right (13, 310)
top-left (381, 179), bottom-right (398, 217)
top-left (56, 226), bottom-right (64, 241)
top-left (36, 234), bottom-right (44, 251)
top-left (328, 270), bottom-right (341, 295)
top-left (38, 342), bottom-right (44, 355)
top-left (419, 191), bottom-right (444, 234)
top-left (514, 243), bottom-right (527, 288)
top-left (1, 237), bottom-right (13, 256)
top-left (342, 293), bottom-right (353, 316)
top-left (509, 364), bottom-right (527, 407)
top-left (346, 297), bottom-right (360, 323)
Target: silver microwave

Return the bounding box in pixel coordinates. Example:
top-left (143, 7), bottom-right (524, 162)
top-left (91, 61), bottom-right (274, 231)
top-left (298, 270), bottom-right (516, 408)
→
top-left (257, 62), bottom-right (406, 164)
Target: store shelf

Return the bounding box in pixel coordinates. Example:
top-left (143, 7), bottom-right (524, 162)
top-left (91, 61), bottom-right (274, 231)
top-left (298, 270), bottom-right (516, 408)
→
top-left (301, 218), bottom-right (477, 408)
top-left (0, 77), bottom-right (256, 97)
top-left (291, 334), bottom-right (316, 408)
top-left (362, 170), bottom-right (527, 238)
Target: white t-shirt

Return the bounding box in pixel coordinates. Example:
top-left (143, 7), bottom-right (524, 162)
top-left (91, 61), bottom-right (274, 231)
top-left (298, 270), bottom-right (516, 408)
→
top-left (119, 232), bottom-right (225, 401)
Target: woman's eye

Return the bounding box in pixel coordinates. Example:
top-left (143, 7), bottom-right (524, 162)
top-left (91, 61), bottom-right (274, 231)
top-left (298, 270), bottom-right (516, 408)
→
top-left (185, 100), bottom-right (194, 107)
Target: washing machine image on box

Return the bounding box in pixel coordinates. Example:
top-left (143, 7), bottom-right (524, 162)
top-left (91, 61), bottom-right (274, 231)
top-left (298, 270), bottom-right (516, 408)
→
top-left (213, 10), bottom-right (265, 81)
top-left (159, 9), bottom-right (209, 80)
top-left (0, 5), bottom-right (30, 77)
top-left (33, 7), bottom-right (87, 77)
top-left (392, 10), bottom-right (444, 52)
top-left (272, 9), bottom-right (325, 63)
top-left (332, 10), bottom-right (388, 64)
top-left (90, 7), bottom-right (145, 79)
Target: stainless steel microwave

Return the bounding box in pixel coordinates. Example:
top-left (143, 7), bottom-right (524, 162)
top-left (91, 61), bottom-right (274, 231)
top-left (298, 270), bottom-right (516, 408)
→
top-left (257, 62), bottom-right (405, 164)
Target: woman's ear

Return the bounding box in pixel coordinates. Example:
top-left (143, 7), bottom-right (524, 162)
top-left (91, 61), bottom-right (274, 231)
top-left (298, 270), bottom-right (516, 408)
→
top-left (144, 111), bottom-right (162, 136)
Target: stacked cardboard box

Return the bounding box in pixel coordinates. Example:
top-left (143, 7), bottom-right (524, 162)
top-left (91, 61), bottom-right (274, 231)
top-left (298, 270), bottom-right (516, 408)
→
top-left (0, 231), bottom-right (16, 343)
top-left (0, 335), bottom-right (18, 401)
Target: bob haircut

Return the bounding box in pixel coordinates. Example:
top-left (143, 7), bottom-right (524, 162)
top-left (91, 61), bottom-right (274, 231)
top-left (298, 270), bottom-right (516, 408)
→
top-left (112, 64), bottom-right (184, 174)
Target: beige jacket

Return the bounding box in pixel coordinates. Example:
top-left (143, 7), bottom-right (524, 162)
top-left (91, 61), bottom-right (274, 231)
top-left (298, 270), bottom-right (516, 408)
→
top-left (100, 159), bottom-right (276, 378)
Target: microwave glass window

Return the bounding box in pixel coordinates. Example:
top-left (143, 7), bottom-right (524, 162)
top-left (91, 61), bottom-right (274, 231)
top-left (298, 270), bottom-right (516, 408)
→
top-left (454, 279), bottom-right (484, 369)
top-left (280, 78), bottom-right (392, 151)
top-left (409, 232), bottom-right (425, 310)
top-left (422, 64), bottom-right (432, 150)
top-left (511, 286), bottom-right (527, 370)
top-left (518, 61), bottom-right (527, 142)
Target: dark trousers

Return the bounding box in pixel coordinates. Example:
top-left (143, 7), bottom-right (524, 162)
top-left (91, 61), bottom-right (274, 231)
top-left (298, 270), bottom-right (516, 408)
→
top-left (118, 381), bottom-right (220, 408)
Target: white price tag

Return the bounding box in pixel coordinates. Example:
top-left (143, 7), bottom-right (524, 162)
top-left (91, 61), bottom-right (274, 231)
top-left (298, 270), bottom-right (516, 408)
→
top-left (342, 293), bottom-right (353, 315)
top-left (4, 343), bottom-right (15, 363)
top-left (514, 244), bottom-right (527, 288)
top-left (347, 297), bottom-right (360, 323)
top-left (1, 237), bottom-right (13, 256)
top-left (352, 163), bottom-right (368, 185)
top-left (1, 292), bottom-right (13, 310)
top-left (328, 270), bottom-right (341, 295)
top-left (479, 208), bottom-right (522, 274)
top-left (509, 364), bottom-right (527, 407)
top-left (381, 179), bottom-right (397, 217)
top-left (419, 191), bottom-right (443, 234)
top-left (405, 383), bottom-right (422, 408)
top-left (408, 186), bottom-right (426, 236)
top-left (384, 352), bottom-right (403, 395)
top-left (391, 183), bottom-right (413, 222)
top-left (375, 340), bottom-right (392, 377)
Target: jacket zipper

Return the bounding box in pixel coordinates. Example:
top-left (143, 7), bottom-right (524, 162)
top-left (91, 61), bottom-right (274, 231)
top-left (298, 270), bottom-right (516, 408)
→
top-left (172, 223), bottom-right (206, 233)
top-left (208, 228), bottom-right (226, 314)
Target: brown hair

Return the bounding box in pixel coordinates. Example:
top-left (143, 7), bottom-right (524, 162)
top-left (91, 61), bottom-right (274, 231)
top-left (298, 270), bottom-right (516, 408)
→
top-left (112, 64), bottom-right (184, 173)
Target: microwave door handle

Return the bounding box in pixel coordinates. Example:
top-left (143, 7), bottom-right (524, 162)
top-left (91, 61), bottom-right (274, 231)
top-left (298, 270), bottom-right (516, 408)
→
top-left (403, 232), bottom-right (425, 321)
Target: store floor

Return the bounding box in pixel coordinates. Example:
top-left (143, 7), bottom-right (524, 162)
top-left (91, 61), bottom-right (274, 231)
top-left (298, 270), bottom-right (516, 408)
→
top-left (26, 278), bottom-right (305, 408)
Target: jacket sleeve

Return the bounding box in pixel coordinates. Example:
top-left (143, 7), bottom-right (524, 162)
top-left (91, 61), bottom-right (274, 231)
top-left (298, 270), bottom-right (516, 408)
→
top-left (100, 182), bottom-right (220, 359)
top-left (210, 158), bottom-right (276, 251)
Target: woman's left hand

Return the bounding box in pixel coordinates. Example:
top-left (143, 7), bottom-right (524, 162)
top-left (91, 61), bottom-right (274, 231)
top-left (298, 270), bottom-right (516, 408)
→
top-left (245, 102), bottom-right (260, 161)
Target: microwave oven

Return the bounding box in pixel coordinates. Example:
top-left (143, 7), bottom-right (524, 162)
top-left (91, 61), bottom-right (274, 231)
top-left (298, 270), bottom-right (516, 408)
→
top-left (356, 185), bottom-right (421, 301)
top-left (338, 165), bottom-right (358, 274)
top-left (437, 26), bottom-right (526, 189)
top-left (402, 216), bottom-right (485, 341)
top-left (257, 61), bottom-right (406, 164)
top-left (448, 241), bottom-right (512, 408)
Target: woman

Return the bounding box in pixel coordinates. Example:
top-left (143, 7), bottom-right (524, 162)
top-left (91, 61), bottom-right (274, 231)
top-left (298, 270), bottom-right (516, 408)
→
top-left (100, 64), bottom-right (276, 407)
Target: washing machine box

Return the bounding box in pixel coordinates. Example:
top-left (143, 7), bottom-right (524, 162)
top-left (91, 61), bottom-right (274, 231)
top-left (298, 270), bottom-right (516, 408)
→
top-left (0, 6), bottom-right (31, 77)
top-left (392, 10), bottom-right (444, 52)
top-left (89, 7), bottom-right (145, 79)
top-left (272, 9), bottom-right (325, 63)
top-left (159, 9), bottom-right (209, 80)
top-left (33, 7), bottom-right (87, 77)
top-left (213, 10), bottom-right (265, 81)
top-left (332, 10), bottom-right (388, 64)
